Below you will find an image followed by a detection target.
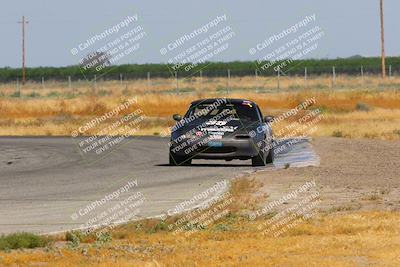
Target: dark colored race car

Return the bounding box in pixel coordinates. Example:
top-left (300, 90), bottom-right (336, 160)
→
top-left (169, 98), bottom-right (274, 166)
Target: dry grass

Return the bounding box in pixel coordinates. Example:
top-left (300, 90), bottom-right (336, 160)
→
top-left (0, 178), bottom-right (399, 266)
top-left (1, 76), bottom-right (400, 139)
top-left (2, 212), bottom-right (399, 267)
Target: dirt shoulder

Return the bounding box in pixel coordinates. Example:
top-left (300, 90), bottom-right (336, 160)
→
top-left (254, 137), bottom-right (400, 213)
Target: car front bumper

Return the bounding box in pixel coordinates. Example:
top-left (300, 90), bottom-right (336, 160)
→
top-left (170, 137), bottom-right (260, 160)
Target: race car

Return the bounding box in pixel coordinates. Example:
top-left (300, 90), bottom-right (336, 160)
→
top-left (169, 98), bottom-right (274, 166)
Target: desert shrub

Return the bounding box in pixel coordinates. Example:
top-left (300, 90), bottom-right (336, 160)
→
top-left (9, 91), bottom-right (20, 98)
top-left (66, 231), bottom-right (84, 242)
top-left (95, 232), bottom-right (112, 245)
top-left (66, 231), bottom-right (82, 248)
top-left (332, 130), bottom-right (343, 137)
top-left (150, 221), bottom-right (169, 233)
top-left (26, 91), bottom-right (40, 98)
top-left (97, 89), bottom-right (111, 96)
top-left (355, 102), bottom-right (371, 112)
top-left (0, 233), bottom-right (50, 250)
top-left (46, 91), bottom-right (60, 98)
top-left (213, 224), bottom-right (231, 232)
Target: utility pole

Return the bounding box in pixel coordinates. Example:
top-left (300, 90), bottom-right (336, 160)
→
top-left (18, 16), bottom-right (29, 85)
top-left (380, 0), bottom-right (386, 79)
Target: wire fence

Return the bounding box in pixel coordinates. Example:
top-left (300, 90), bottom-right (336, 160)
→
top-left (1, 65), bottom-right (400, 98)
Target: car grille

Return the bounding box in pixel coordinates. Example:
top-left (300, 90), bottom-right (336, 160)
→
top-left (235, 134), bottom-right (251, 139)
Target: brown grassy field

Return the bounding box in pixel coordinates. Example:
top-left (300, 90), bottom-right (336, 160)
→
top-left (1, 178), bottom-right (399, 267)
top-left (1, 75), bottom-right (400, 139)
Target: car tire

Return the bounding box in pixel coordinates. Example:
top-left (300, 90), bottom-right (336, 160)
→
top-left (169, 153), bottom-right (191, 166)
top-left (266, 147), bottom-right (274, 164)
top-left (252, 150), bottom-right (266, 166)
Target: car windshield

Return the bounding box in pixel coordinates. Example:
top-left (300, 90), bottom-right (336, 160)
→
top-left (185, 101), bottom-right (259, 121)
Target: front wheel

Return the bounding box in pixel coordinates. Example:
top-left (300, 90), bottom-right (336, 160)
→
top-left (252, 150), bottom-right (266, 166)
top-left (169, 153), bottom-right (191, 166)
top-left (266, 147), bottom-right (274, 163)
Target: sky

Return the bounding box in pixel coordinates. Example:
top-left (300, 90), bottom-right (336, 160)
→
top-left (0, 0), bottom-right (398, 68)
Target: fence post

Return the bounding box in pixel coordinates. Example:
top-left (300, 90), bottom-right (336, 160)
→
top-left (304, 67), bottom-right (308, 88)
top-left (389, 65), bottom-right (392, 78)
top-left (119, 73), bottom-right (123, 86)
top-left (361, 66), bottom-right (364, 83)
top-left (94, 75), bottom-right (97, 92)
top-left (17, 78), bottom-right (20, 97)
top-left (227, 69), bottom-right (231, 94)
top-left (68, 76), bottom-right (72, 90)
top-left (147, 72), bottom-right (151, 91)
top-left (277, 70), bottom-right (280, 89)
top-left (255, 69), bottom-right (258, 93)
top-left (332, 66), bottom-right (336, 88)
top-left (175, 71), bottom-right (179, 95)
top-left (199, 70), bottom-right (203, 91)
top-left (41, 77), bottom-right (45, 89)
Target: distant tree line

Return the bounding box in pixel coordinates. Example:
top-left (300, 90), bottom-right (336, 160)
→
top-left (0, 57), bottom-right (399, 83)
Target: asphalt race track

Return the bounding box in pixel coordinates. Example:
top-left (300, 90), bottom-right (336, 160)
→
top-left (0, 136), bottom-right (319, 234)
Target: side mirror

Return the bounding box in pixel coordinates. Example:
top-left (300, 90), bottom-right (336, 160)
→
top-left (264, 115), bottom-right (274, 123)
top-left (173, 114), bottom-right (182, 121)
